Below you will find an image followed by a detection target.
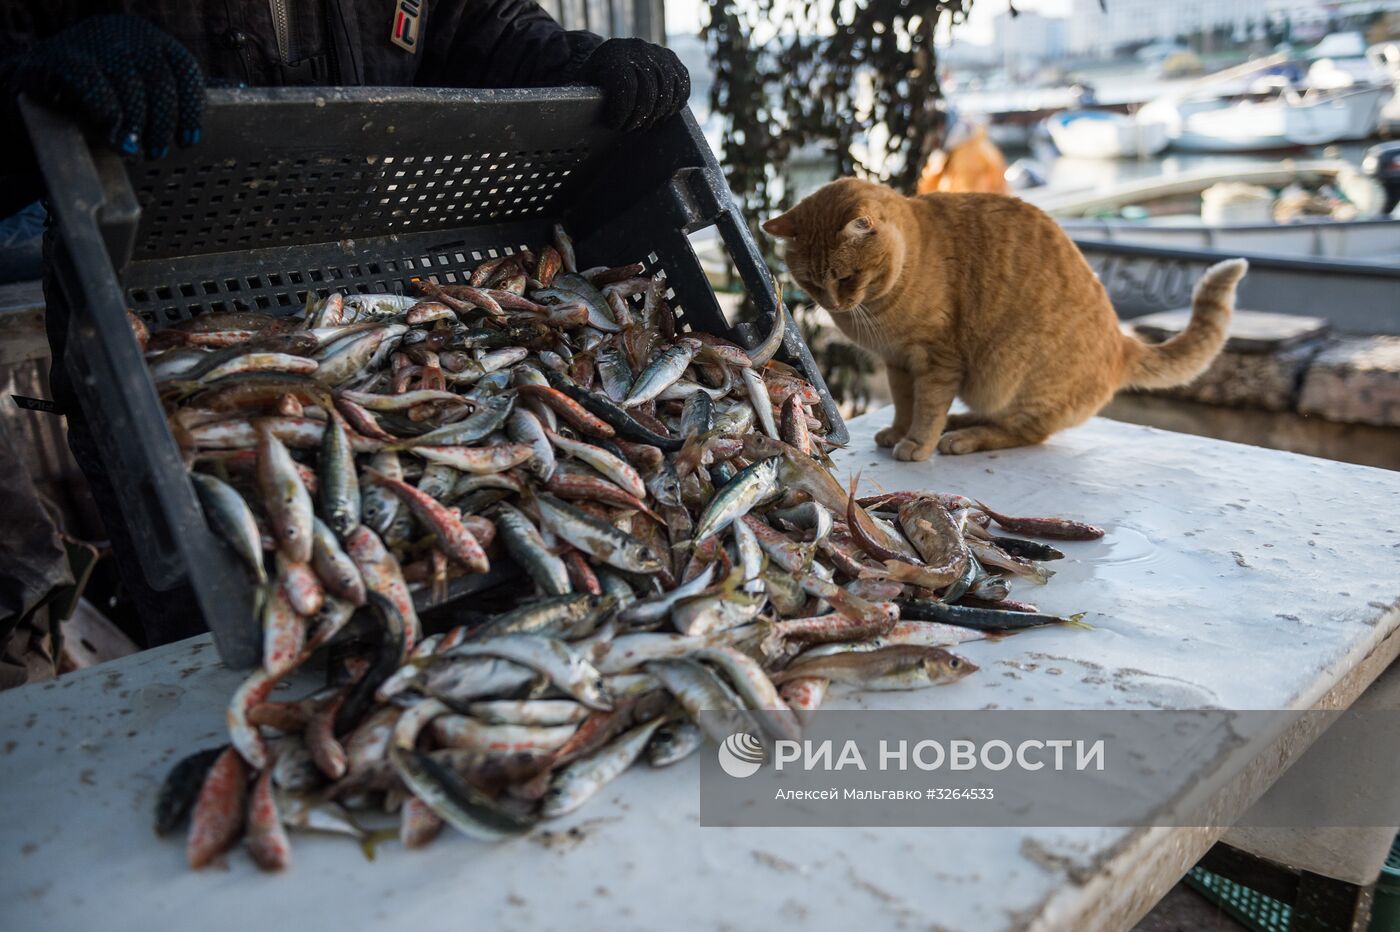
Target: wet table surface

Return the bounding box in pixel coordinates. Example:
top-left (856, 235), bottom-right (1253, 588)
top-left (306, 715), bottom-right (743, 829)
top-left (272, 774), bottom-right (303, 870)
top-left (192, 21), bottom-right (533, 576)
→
top-left (3, 410), bottom-right (1399, 932)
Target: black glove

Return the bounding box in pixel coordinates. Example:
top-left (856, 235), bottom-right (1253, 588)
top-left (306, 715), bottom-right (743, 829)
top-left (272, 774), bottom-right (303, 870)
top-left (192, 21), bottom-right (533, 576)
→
top-left (6, 15), bottom-right (204, 159)
top-left (581, 38), bottom-right (691, 132)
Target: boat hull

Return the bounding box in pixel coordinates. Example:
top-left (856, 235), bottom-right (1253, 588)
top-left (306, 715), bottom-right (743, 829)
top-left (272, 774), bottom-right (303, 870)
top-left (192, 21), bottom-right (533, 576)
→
top-left (1045, 110), bottom-right (1170, 159)
top-left (1167, 85), bottom-right (1391, 153)
top-left (1061, 217), bottom-right (1400, 264)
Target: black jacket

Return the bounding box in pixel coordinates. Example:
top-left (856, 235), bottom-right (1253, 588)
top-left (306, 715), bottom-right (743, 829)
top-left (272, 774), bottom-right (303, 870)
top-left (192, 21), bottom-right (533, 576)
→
top-left (0, 0), bottom-right (603, 207)
top-left (0, 0), bottom-right (601, 87)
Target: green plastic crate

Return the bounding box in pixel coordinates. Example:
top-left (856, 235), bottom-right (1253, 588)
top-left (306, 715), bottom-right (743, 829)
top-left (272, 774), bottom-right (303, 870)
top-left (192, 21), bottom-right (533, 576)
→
top-left (1184, 831), bottom-right (1400, 932)
top-left (1372, 833), bottom-right (1400, 932)
top-left (1185, 866), bottom-right (1292, 932)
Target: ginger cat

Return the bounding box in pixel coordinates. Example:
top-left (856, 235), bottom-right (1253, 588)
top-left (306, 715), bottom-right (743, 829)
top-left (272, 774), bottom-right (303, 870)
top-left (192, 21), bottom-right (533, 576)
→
top-left (762, 178), bottom-right (1247, 461)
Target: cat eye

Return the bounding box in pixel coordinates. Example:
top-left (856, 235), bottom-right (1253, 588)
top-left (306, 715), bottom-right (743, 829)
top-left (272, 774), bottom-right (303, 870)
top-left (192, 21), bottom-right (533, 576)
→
top-left (836, 274), bottom-right (856, 287)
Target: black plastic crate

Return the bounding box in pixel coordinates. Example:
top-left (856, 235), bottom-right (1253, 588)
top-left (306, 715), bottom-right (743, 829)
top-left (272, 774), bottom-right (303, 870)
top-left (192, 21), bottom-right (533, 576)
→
top-left (25, 86), bottom-right (846, 669)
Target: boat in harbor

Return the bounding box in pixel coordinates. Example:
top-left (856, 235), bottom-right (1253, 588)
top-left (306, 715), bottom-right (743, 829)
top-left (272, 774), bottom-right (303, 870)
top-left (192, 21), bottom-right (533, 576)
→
top-left (1025, 160), bottom-right (1388, 218)
top-left (1139, 81), bottom-right (1392, 153)
top-left (1044, 109), bottom-right (1169, 159)
top-left (1025, 158), bottom-right (1399, 266)
top-left (1135, 48), bottom-right (1393, 154)
top-left (1071, 237), bottom-right (1400, 335)
top-left (1062, 216), bottom-right (1399, 264)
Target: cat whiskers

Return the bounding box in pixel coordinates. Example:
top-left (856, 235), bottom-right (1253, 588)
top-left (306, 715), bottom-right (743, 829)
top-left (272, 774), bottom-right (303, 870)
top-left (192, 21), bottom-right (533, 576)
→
top-left (850, 302), bottom-right (887, 353)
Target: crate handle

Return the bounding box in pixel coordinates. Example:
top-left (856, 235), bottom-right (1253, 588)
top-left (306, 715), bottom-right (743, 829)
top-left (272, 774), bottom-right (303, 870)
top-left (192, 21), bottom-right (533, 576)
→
top-left (712, 203), bottom-right (850, 446)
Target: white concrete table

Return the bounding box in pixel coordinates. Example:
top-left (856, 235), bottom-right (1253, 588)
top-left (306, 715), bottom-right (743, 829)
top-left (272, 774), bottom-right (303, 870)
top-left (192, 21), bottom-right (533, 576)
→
top-left (3, 410), bottom-right (1398, 932)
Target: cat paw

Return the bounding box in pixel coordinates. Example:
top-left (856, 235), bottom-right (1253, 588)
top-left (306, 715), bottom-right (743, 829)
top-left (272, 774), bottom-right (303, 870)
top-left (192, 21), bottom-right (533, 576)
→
top-left (893, 438), bottom-right (935, 462)
top-left (874, 426), bottom-right (904, 448)
top-left (937, 430), bottom-right (983, 455)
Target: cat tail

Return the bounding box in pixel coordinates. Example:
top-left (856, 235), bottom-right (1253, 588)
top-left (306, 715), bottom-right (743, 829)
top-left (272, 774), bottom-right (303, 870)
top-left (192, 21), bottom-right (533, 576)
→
top-left (1121, 258), bottom-right (1247, 390)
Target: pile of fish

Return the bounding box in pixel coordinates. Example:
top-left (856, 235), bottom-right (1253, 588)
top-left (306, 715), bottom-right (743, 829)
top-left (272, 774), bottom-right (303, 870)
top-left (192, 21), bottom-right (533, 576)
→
top-left (142, 225), bottom-right (1103, 870)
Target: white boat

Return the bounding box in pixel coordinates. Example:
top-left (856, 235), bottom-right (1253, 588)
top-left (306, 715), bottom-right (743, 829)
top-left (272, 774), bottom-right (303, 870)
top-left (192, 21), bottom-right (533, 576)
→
top-left (1143, 82), bottom-right (1391, 152)
top-left (1024, 160), bottom-right (1387, 219)
top-left (1137, 52), bottom-right (1393, 153)
top-left (1061, 216), bottom-right (1400, 265)
top-left (1024, 159), bottom-right (1400, 266)
top-left (1043, 110), bottom-right (1169, 160)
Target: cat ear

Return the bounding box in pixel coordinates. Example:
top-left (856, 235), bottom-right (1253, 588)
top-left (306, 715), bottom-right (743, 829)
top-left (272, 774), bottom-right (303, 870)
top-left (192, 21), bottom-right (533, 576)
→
top-left (843, 216), bottom-right (876, 238)
top-left (761, 213), bottom-right (798, 238)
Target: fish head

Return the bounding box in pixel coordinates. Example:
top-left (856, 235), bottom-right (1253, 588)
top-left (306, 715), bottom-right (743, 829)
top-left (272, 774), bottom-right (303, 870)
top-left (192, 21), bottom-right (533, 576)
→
top-left (634, 550), bottom-right (665, 574)
top-left (645, 464), bottom-right (683, 506)
top-left (328, 508), bottom-right (357, 537)
top-left (740, 433), bottom-right (788, 461)
top-left (579, 676), bottom-right (614, 711)
top-left (586, 593), bottom-right (619, 617)
top-left (478, 371), bottom-right (512, 392)
top-left (925, 650), bottom-right (977, 683)
top-left (540, 778), bottom-right (586, 818)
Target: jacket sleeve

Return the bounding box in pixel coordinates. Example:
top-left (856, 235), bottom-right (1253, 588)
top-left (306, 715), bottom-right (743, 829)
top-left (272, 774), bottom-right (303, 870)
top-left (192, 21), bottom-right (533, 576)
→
top-left (416, 0), bottom-right (603, 89)
top-left (0, 54), bottom-right (43, 214)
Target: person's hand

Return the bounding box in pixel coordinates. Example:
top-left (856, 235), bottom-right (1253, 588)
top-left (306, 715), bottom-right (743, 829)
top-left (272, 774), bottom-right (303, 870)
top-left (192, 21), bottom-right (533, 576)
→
top-left (581, 38), bottom-right (691, 132)
top-left (7, 15), bottom-right (204, 159)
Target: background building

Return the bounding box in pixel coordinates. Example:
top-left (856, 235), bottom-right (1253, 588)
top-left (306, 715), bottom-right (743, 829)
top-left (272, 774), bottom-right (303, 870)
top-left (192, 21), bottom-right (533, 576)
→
top-left (993, 9), bottom-right (1070, 67)
top-left (1066, 0), bottom-right (1397, 57)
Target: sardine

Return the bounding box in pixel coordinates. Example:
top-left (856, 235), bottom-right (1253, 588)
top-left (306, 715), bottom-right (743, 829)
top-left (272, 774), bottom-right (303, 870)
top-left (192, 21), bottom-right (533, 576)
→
top-left (542, 716), bottom-right (664, 817)
top-left (595, 341), bottom-right (634, 403)
top-left (190, 473), bottom-right (267, 585)
top-left (439, 635), bottom-right (612, 710)
top-left (432, 716), bottom-right (578, 754)
top-left (319, 416), bottom-right (361, 538)
top-left (693, 457), bottom-right (780, 542)
top-left (772, 645), bottom-right (976, 690)
top-left (646, 659), bottom-right (750, 745)
top-left (494, 504), bottom-right (572, 596)
top-left (474, 593), bottom-right (613, 639)
top-left (623, 338), bottom-right (700, 407)
top-left (534, 493), bottom-right (662, 574)
top-left (507, 407), bottom-right (556, 480)
top-left (546, 428), bottom-right (646, 498)
top-left (389, 745), bottom-right (536, 840)
top-left (467, 700), bottom-right (590, 727)
top-left (646, 718), bottom-right (703, 767)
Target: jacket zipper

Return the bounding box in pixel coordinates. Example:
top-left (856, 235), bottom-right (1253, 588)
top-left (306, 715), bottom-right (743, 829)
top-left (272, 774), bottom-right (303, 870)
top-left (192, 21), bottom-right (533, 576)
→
top-left (268, 0), bottom-right (299, 65)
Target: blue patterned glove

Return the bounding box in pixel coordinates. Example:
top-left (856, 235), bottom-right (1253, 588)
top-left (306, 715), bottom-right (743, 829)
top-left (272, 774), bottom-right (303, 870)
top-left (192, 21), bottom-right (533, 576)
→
top-left (7, 15), bottom-right (205, 159)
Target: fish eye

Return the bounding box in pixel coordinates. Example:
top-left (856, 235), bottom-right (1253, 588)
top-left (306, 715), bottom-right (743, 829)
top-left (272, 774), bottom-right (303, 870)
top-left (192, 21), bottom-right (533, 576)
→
top-left (948, 657), bottom-right (961, 668)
